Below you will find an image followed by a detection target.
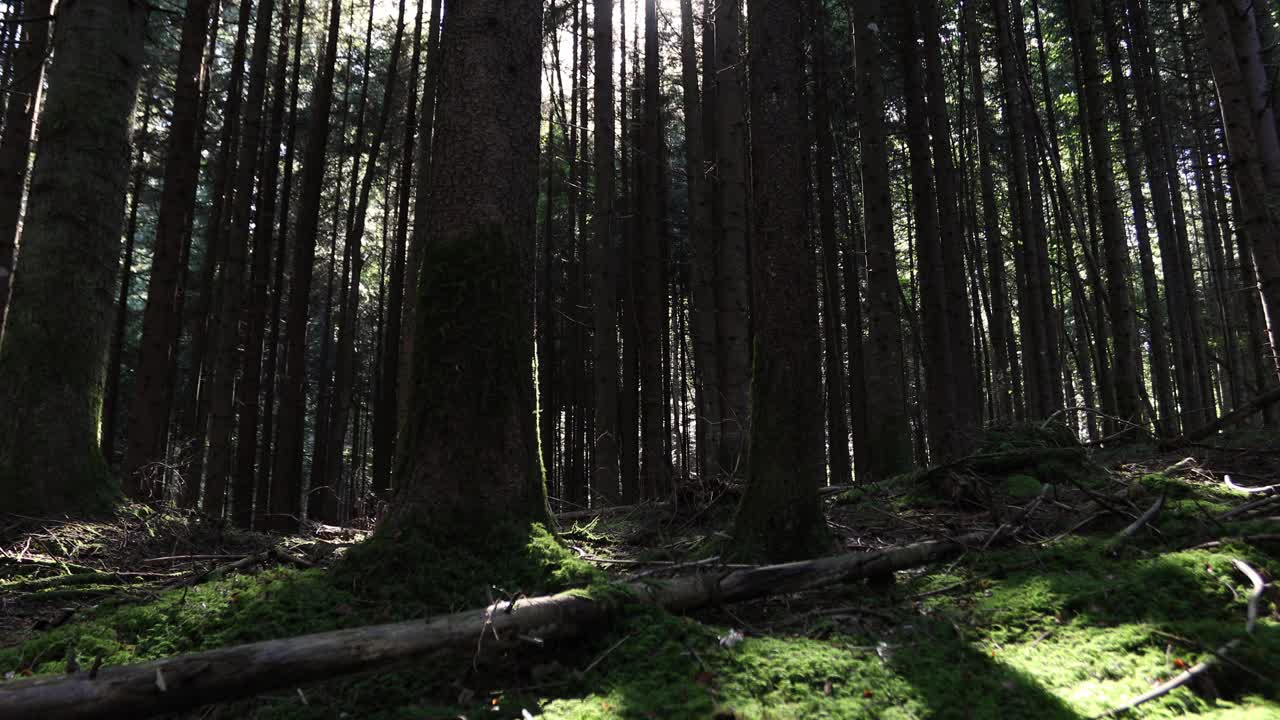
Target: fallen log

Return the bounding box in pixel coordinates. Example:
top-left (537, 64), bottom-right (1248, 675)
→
top-left (0, 529), bottom-right (1001, 720)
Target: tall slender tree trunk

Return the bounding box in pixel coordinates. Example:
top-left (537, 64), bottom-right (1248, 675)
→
top-left (811, 0), bottom-right (850, 485)
top-left (102, 96), bottom-right (155, 465)
top-left (965, 0), bottom-right (1015, 422)
top-left (1103, 0), bottom-right (1175, 433)
top-left (233, 0), bottom-right (294, 528)
top-left (0, 1), bottom-right (148, 514)
top-left (395, 0), bottom-right (444, 474)
top-left (1201, 0), bottom-right (1280, 384)
top-left (591, 0), bottom-right (621, 505)
top-left (269, 0), bottom-right (344, 532)
top-left (126, 0), bottom-right (218, 499)
top-left (678, 0), bottom-right (721, 483)
top-left (0, 0), bottom-right (51, 338)
top-left (734, 0), bottom-right (827, 561)
top-left (920, 0), bottom-right (979, 446)
top-left (713, 0), bottom-right (751, 479)
top-left (1069, 0), bottom-right (1143, 430)
top-left (374, 0), bottom-right (424, 500)
top-left (204, 0), bottom-right (278, 520)
top-left (853, 0), bottom-right (913, 480)
top-left (638, 0), bottom-right (668, 498)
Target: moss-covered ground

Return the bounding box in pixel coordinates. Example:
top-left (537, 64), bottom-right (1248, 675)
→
top-left (1, 436), bottom-right (1277, 718)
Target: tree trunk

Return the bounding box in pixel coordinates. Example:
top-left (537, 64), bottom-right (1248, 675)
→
top-left (853, 0), bottom-right (913, 480)
top-left (0, 0), bottom-right (51, 337)
top-left (734, 0), bottom-right (827, 561)
top-left (269, 0), bottom-right (344, 532)
top-left (373, 0), bottom-right (423, 501)
top-left (383, 0), bottom-right (552, 532)
top-left (1200, 0), bottom-right (1280, 387)
top-left (1103, 0), bottom-right (1175, 434)
top-left (811, 0), bottom-right (851, 487)
top-left (102, 97), bottom-right (155, 466)
top-left (125, 0), bottom-right (218, 499)
top-left (1070, 0), bottom-right (1143, 429)
top-left (713, 0), bottom-right (751, 480)
top-left (0, 0), bottom-right (148, 514)
top-left (233, 0), bottom-right (295, 528)
top-left (902, 1), bottom-right (957, 462)
top-left (679, 0), bottom-right (721, 484)
top-left (591, 0), bottom-right (621, 505)
top-left (204, 0), bottom-right (278, 520)
top-left (920, 0), bottom-right (979, 446)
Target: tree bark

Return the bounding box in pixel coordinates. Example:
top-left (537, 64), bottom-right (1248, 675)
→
top-left (853, 0), bottom-right (913, 480)
top-left (383, 0), bottom-right (551, 532)
top-left (0, 0), bottom-right (148, 514)
top-left (591, 0), bottom-right (621, 505)
top-left (713, 0), bottom-right (751, 480)
top-left (734, 0), bottom-right (828, 560)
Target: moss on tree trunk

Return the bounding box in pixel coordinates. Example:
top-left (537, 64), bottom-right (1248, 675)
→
top-left (0, 1), bottom-right (147, 514)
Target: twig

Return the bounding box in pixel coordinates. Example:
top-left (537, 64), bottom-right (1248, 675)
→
top-left (1217, 494), bottom-right (1280, 521)
top-left (580, 634), bottom-right (632, 676)
top-left (1111, 494), bottom-right (1166, 547)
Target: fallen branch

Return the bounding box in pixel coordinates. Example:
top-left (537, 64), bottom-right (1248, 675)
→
top-left (1109, 494), bottom-right (1166, 550)
top-left (1094, 642), bottom-right (1236, 718)
top-left (1175, 385), bottom-right (1280, 445)
top-left (1231, 559), bottom-right (1265, 635)
top-left (1223, 475), bottom-right (1278, 496)
top-left (0, 528), bottom-right (1003, 719)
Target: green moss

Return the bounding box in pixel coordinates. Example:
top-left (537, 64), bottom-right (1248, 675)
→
top-left (1004, 474), bottom-right (1044, 498)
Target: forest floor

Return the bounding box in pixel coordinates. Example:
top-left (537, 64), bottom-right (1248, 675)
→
top-left (2, 428), bottom-right (1278, 719)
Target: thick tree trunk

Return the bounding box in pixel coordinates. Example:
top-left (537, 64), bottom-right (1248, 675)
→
top-left (853, 0), bottom-right (913, 480)
top-left (0, 0), bottom-right (51, 338)
top-left (0, 0), bottom-right (148, 514)
top-left (269, 0), bottom-right (344, 532)
top-left (125, 0), bottom-right (217, 499)
top-left (384, 0), bottom-right (551, 532)
top-left (733, 0), bottom-right (827, 561)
